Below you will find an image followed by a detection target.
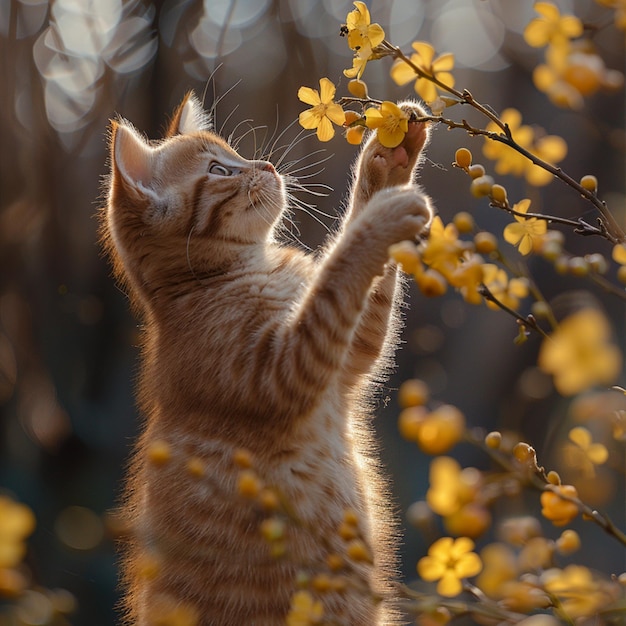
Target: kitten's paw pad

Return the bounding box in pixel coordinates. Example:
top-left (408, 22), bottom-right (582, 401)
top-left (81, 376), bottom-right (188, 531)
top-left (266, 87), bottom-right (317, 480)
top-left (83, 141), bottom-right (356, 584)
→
top-left (368, 186), bottom-right (433, 243)
top-left (359, 101), bottom-right (430, 192)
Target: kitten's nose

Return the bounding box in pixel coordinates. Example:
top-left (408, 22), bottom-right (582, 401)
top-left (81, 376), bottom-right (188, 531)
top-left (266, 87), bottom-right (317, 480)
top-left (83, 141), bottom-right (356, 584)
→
top-left (256, 160), bottom-right (276, 173)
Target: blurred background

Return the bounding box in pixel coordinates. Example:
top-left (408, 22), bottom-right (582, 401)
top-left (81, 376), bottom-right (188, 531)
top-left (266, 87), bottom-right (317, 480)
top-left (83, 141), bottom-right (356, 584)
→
top-left (0, 0), bottom-right (624, 623)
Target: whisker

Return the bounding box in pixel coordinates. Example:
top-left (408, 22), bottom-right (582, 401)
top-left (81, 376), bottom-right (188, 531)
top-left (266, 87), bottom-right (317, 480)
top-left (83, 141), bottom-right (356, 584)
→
top-left (230, 123), bottom-right (267, 152)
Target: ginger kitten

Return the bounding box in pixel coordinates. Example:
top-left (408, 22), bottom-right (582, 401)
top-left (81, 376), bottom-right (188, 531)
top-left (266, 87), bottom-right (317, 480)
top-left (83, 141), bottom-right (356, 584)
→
top-left (102, 92), bottom-right (432, 625)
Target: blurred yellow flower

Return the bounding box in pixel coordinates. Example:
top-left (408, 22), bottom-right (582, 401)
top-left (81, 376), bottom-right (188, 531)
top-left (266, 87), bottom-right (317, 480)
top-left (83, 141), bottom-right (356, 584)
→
top-left (449, 253), bottom-right (485, 305)
top-left (562, 426), bottom-right (608, 477)
top-left (533, 43), bottom-right (623, 110)
top-left (426, 457), bottom-right (482, 517)
top-left (542, 565), bottom-right (613, 620)
top-left (414, 405), bottom-right (466, 455)
top-left (390, 42), bottom-right (455, 103)
top-left (524, 2), bottom-right (583, 48)
top-left (417, 537), bottom-right (482, 597)
top-left (298, 78), bottom-right (346, 142)
top-left (476, 543), bottom-right (517, 598)
top-left (540, 484), bottom-right (579, 526)
top-left (538, 308), bottom-right (622, 396)
top-left (482, 108), bottom-right (566, 186)
top-left (0, 496), bottom-right (36, 569)
top-left (421, 216), bottom-right (465, 280)
top-left (364, 101), bottom-right (409, 148)
top-left (503, 199), bottom-right (547, 255)
top-left (612, 243), bottom-right (626, 264)
top-left (596, 0), bottom-right (626, 30)
top-left (286, 590), bottom-right (324, 626)
top-left (482, 264), bottom-right (529, 311)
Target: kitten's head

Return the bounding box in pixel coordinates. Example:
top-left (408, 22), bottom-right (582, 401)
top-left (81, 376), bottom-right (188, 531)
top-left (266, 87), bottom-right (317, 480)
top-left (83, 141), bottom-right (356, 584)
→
top-left (106, 92), bottom-right (286, 262)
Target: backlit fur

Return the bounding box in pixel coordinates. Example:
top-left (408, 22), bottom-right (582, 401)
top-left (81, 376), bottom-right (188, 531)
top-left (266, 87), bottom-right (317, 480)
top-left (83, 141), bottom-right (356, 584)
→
top-left (102, 92), bottom-right (433, 625)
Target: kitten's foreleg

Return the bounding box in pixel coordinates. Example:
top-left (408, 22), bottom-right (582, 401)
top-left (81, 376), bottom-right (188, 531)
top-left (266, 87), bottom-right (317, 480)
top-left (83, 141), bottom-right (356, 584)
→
top-left (264, 186), bottom-right (430, 416)
top-left (340, 107), bottom-right (431, 381)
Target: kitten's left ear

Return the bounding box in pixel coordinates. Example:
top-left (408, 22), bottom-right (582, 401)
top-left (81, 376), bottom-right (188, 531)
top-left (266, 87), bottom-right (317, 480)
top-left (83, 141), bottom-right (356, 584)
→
top-left (165, 91), bottom-right (212, 137)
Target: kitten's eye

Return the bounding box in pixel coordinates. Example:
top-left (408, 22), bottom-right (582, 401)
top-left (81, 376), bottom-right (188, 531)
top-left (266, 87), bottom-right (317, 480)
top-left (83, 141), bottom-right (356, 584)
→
top-left (208, 163), bottom-right (233, 176)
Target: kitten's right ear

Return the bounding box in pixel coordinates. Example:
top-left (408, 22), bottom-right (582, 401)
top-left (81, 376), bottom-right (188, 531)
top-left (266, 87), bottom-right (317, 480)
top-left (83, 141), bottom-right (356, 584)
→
top-left (110, 120), bottom-right (160, 203)
top-left (165, 91), bottom-right (212, 137)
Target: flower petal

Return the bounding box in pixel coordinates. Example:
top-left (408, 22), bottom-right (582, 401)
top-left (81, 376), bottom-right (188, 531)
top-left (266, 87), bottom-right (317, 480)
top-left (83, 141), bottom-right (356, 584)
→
top-left (417, 555), bottom-right (447, 581)
top-left (298, 86), bottom-right (321, 106)
top-left (390, 58), bottom-right (418, 86)
top-left (298, 109), bottom-right (320, 130)
top-left (437, 571), bottom-right (463, 597)
top-left (325, 102), bottom-right (346, 126)
top-left (455, 551), bottom-right (483, 578)
top-left (316, 116), bottom-right (335, 142)
top-left (318, 78), bottom-right (336, 105)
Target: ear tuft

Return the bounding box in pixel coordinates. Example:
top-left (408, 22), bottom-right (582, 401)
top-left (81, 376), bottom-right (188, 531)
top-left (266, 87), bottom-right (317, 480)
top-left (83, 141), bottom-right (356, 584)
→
top-left (165, 91), bottom-right (212, 137)
top-left (111, 121), bottom-right (159, 201)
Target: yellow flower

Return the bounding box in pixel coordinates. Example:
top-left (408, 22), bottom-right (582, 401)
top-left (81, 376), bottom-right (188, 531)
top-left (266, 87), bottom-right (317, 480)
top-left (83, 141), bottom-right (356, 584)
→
top-left (542, 565), bottom-right (613, 620)
top-left (286, 590), bottom-right (324, 626)
top-left (364, 101), bottom-right (409, 148)
top-left (344, 2), bottom-right (385, 55)
top-left (538, 308), bottom-right (622, 396)
top-left (421, 216), bottom-right (465, 280)
top-left (414, 405), bottom-right (466, 455)
top-left (426, 457), bottom-right (481, 517)
top-left (612, 242), bottom-right (626, 264)
top-left (562, 426), bottom-right (608, 477)
top-left (482, 264), bottom-right (529, 311)
top-left (343, 2), bottom-right (385, 79)
top-left (596, 0), bottom-right (626, 30)
top-left (390, 42), bottom-right (455, 103)
top-left (417, 537), bottom-right (482, 597)
top-left (449, 253), bottom-right (485, 305)
top-left (298, 78), bottom-right (346, 142)
top-left (476, 543), bottom-right (517, 599)
top-left (540, 484), bottom-right (579, 526)
top-left (482, 108), bottom-right (566, 186)
top-left (483, 109), bottom-right (534, 177)
top-left (503, 199), bottom-right (547, 255)
top-left (524, 2), bottom-right (583, 48)
top-left (0, 496), bottom-right (36, 569)
top-left (533, 43), bottom-right (623, 110)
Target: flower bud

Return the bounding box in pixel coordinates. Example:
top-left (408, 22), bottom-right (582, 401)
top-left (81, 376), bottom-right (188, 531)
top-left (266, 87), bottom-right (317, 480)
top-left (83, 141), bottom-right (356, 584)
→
top-left (468, 164), bottom-right (485, 179)
top-left (347, 79), bottom-right (368, 98)
top-left (470, 175), bottom-right (494, 198)
top-left (580, 174), bottom-right (598, 192)
top-left (454, 148), bottom-right (472, 169)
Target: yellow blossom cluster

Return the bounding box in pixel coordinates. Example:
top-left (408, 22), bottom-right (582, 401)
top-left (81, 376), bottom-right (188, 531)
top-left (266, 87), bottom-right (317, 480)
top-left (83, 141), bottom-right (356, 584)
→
top-left (390, 41), bottom-right (455, 104)
top-left (525, 2), bottom-right (623, 109)
top-left (482, 108), bottom-right (567, 186)
top-left (476, 519), bottom-right (622, 620)
top-left (389, 212), bottom-right (531, 312)
top-left (0, 495), bottom-right (36, 597)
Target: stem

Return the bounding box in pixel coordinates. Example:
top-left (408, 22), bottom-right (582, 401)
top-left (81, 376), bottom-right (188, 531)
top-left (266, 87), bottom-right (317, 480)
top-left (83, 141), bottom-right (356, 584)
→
top-left (478, 284), bottom-right (550, 339)
top-left (466, 430), bottom-right (626, 548)
top-left (377, 40), bottom-right (625, 243)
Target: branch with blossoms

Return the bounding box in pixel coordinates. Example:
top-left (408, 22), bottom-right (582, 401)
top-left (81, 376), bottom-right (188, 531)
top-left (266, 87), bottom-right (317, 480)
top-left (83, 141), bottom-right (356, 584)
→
top-left (299, 2), bottom-right (625, 244)
top-left (296, 3), bottom-right (626, 625)
top-left (394, 379), bottom-right (626, 624)
top-left (298, 1), bottom-right (626, 346)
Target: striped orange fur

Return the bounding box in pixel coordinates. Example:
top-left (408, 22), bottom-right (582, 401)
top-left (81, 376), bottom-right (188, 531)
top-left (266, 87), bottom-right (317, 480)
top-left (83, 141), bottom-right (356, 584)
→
top-left (102, 92), bottom-right (433, 625)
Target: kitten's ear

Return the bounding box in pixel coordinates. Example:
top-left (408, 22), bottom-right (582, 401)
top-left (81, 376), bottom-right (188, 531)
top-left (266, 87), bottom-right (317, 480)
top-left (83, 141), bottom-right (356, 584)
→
top-left (110, 120), bottom-right (159, 202)
top-left (165, 91), bottom-right (212, 137)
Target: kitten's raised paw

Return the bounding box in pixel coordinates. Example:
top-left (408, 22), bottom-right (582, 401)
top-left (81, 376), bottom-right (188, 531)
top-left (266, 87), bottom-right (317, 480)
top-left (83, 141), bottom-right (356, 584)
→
top-left (358, 101), bottom-right (430, 196)
top-left (366, 185), bottom-right (433, 247)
